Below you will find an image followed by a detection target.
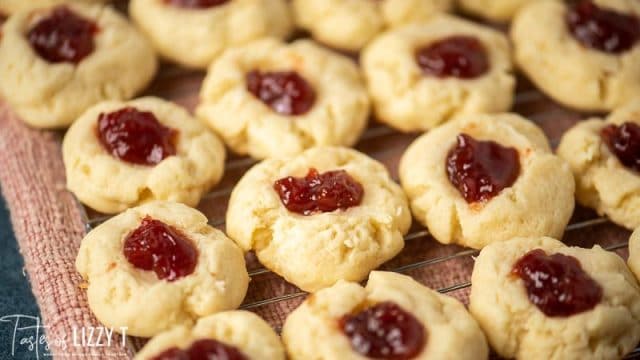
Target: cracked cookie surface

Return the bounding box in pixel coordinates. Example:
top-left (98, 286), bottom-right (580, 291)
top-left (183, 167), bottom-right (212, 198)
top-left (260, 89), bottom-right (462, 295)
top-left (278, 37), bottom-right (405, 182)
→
top-left (361, 15), bottom-right (514, 132)
top-left (63, 97), bottom-right (226, 214)
top-left (470, 236), bottom-right (640, 360)
top-left (196, 39), bottom-right (370, 160)
top-left (557, 102), bottom-right (640, 229)
top-left (226, 147), bottom-right (411, 292)
top-left (511, 0), bottom-right (640, 111)
top-left (0, 3), bottom-right (157, 128)
top-left (282, 271), bottom-right (488, 360)
top-left (457, 0), bottom-right (533, 22)
top-left (399, 113), bottom-right (574, 249)
top-left (76, 202), bottom-right (249, 337)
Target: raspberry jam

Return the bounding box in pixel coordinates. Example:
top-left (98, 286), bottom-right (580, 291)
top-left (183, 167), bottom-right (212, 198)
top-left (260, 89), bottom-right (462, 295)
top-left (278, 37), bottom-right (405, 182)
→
top-left (601, 122), bottom-right (640, 172)
top-left (566, 0), bottom-right (640, 54)
top-left (97, 107), bottom-right (177, 166)
top-left (274, 168), bottom-right (364, 215)
top-left (246, 70), bottom-right (316, 116)
top-left (339, 302), bottom-right (426, 360)
top-left (415, 36), bottom-right (489, 79)
top-left (164, 0), bottom-right (230, 8)
top-left (512, 249), bottom-right (603, 317)
top-left (150, 339), bottom-right (248, 360)
top-left (123, 217), bottom-right (198, 282)
top-left (446, 134), bottom-right (520, 204)
top-left (28, 6), bottom-right (98, 64)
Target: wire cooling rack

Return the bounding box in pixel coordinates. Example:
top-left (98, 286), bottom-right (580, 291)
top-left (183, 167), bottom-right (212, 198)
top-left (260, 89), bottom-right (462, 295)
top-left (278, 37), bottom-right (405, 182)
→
top-left (73, 69), bottom-right (640, 358)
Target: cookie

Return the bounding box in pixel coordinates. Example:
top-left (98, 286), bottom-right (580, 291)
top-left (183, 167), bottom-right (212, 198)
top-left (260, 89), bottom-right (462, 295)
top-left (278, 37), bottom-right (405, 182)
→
top-left (196, 38), bottom-right (370, 159)
top-left (135, 311), bottom-right (284, 360)
top-left (629, 228), bottom-right (640, 282)
top-left (129, 0), bottom-right (293, 69)
top-left (63, 97), bottom-right (226, 214)
top-left (457, 0), bottom-right (533, 22)
top-left (76, 202), bottom-right (249, 337)
top-left (557, 102), bottom-right (640, 230)
top-left (226, 147), bottom-right (411, 292)
top-left (0, 3), bottom-right (157, 128)
top-left (0, 0), bottom-right (108, 14)
top-left (399, 113), bottom-right (575, 249)
top-left (361, 15), bottom-right (514, 132)
top-left (470, 236), bottom-right (640, 360)
top-left (292, 0), bottom-right (452, 51)
top-left (511, 0), bottom-right (640, 111)
top-left (282, 271), bottom-right (488, 360)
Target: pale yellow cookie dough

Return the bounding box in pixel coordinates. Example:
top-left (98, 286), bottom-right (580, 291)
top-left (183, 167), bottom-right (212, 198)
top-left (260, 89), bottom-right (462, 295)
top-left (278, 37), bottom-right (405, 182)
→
top-left (197, 38), bottom-right (370, 159)
top-left (470, 236), bottom-right (640, 360)
top-left (557, 103), bottom-right (640, 230)
top-left (628, 228), bottom-right (640, 282)
top-left (226, 147), bottom-right (411, 292)
top-left (282, 271), bottom-right (488, 360)
top-left (457, 0), bottom-right (534, 22)
top-left (361, 15), bottom-right (514, 132)
top-left (511, 0), bottom-right (640, 111)
top-left (76, 202), bottom-right (249, 338)
top-left (0, 0), bottom-right (108, 14)
top-left (399, 113), bottom-right (575, 249)
top-left (0, 3), bottom-right (157, 128)
top-left (135, 311), bottom-right (284, 360)
top-left (63, 97), bottom-right (226, 214)
top-left (292, 0), bottom-right (452, 52)
top-left (129, 0), bottom-right (293, 69)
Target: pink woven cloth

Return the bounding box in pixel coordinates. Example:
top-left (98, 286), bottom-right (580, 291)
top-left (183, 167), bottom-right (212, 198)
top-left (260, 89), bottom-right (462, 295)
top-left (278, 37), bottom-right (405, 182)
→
top-left (0, 102), bottom-right (133, 359)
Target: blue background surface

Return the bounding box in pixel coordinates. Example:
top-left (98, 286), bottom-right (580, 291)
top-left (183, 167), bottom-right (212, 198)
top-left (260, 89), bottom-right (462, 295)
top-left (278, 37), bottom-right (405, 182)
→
top-left (0, 192), bottom-right (45, 359)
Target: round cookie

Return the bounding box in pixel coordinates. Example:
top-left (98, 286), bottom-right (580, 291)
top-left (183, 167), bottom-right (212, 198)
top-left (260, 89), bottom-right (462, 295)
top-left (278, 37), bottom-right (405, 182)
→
top-left (129, 0), bottom-right (293, 69)
top-left (511, 0), bottom-right (640, 112)
top-left (557, 102), bottom-right (640, 230)
top-left (76, 202), bottom-right (249, 338)
top-left (457, 0), bottom-right (533, 22)
top-left (292, 0), bottom-right (452, 52)
top-left (361, 15), bottom-right (514, 132)
top-left (135, 311), bottom-right (284, 360)
top-left (226, 147), bottom-right (411, 292)
top-left (282, 271), bottom-right (488, 360)
top-left (196, 38), bottom-right (370, 159)
top-left (399, 113), bottom-right (575, 249)
top-left (0, 3), bottom-right (157, 128)
top-left (470, 236), bottom-right (640, 360)
top-left (0, 0), bottom-right (109, 14)
top-left (63, 97), bottom-right (226, 214)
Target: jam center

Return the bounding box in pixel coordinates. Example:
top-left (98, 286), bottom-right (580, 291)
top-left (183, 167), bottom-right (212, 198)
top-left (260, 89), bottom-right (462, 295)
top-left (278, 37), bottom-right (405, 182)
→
top-left (339, 301), bottom-right (426, 360)
top-left (273, 168), bottom-right (364, 215)
top-left (512, 249), bottom-right (603, 317)
top-left (150, 339), bottom-right (248, 360)
top-left (566, 0), bottom-right (640, 54)
top-left (415, 35), bottom-right (489, 79)
top-left (446, 133), bottom-right (520, 204)
top-left (246, 70), bottom-right (316, 116)
top-left (601, 122), bottom-right (640, 172)
top-left (163, 0), bottom-right (230, 9)
top-left (123, 217), bottom-right (198, 282)
top-left (28, 6), bottom-right (98, 64)
top-left (97, 107), bottom-right (177, 166)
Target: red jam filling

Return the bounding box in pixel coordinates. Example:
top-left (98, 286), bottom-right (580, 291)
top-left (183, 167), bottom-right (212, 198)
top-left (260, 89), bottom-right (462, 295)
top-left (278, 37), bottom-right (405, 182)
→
top-left (273, 168), bottom-right (364, 215)
top-left (339, 302), bottom-right (426, 360)
top-left (566, 0), bottom-right (640, 54)
top-left (512, 249), bottom-right (603, 317)
top-left (97, 107), bottom-right (177, 166)
top-left (246, 70), bottom-right (316, 116)
top-left (163, 0), bottom-right (230, 9)
top-left (28, 6), bottom-right (98, 64)
top-left (446, 134), bottom-right (520, 204)
top-left (123, 217), bottom-right (198, 282)
top-left (601, 122), bottom-right (640, 172)
top-left (150, 339), bottom-right (248, 360)
top-left (415, 36), bottom-right (489, 79)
